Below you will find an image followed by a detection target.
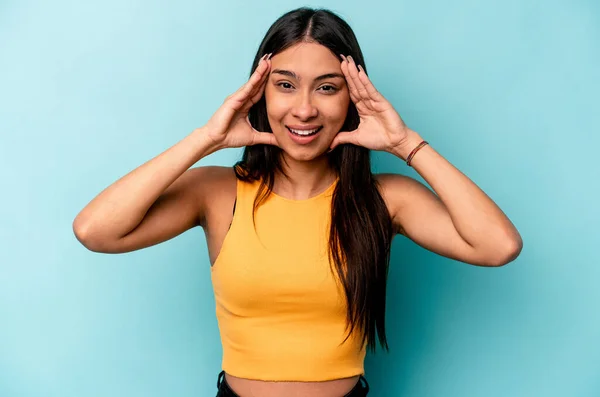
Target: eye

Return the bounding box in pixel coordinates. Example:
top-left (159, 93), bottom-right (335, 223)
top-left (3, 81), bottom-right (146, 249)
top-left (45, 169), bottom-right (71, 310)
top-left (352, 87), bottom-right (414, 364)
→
top-left (276, 82), bottom-right (294, 90)
top-left (319, 85), bottom-right (338, 94)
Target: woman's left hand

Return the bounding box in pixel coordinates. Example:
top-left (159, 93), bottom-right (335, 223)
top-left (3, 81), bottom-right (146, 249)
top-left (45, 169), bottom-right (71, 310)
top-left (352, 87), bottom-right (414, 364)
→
top-left (329, 55), bottom-right (413, 156)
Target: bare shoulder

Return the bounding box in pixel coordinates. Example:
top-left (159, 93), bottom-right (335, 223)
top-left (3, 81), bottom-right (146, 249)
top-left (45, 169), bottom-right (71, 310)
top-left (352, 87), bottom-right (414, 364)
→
top-left (190, 165), bottom-right (236, 193)
top-left (190, 165), bottom-right (237, 228)
top-left (374, 172), bottom-right (433, 235)
top-left (374, 172), bottom-right (425, 209)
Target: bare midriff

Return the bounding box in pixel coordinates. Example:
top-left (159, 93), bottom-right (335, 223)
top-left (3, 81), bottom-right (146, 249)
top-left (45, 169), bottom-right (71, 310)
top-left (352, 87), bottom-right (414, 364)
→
top-left (224, 373), bottom-right (361, 397)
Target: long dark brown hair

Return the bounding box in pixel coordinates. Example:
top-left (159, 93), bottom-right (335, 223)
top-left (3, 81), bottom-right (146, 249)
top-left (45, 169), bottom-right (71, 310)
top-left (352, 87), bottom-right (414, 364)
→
top-left (233, 7), bottom-right (393, 353)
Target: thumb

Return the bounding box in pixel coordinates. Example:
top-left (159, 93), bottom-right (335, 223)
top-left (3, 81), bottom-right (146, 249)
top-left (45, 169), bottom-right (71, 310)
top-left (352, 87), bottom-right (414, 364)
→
top-left (245, 116), bottom-right (280, 147)
top-left (330, 131), bottom-right (358, 150)
top-left (251, 130), bottom-right (279, 147)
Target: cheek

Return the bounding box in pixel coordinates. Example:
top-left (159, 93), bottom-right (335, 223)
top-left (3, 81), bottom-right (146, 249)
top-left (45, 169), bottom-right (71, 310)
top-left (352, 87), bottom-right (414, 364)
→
top-left (265, 91), bottom-right (290, 123)
top-left (321, 97), bottom-right (350, 128)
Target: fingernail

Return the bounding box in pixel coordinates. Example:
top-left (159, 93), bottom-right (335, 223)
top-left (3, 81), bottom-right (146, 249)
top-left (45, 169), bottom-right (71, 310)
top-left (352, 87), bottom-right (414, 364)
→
top-left (267, 53), bottom-right (273, 60)
top-left (358, 64), bottom-right (363, 72)
top-left (348, 55), bottom-right (354, 63)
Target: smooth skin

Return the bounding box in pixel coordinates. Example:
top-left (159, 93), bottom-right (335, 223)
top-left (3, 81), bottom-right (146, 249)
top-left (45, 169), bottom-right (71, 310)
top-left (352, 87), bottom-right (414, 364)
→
top-left (73, 42), bottom-right (522, 397)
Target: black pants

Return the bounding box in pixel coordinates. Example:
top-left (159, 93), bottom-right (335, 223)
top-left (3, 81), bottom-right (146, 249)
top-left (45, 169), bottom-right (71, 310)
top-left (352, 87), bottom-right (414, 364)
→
top-left (216, 370), bottom-right (370, 396)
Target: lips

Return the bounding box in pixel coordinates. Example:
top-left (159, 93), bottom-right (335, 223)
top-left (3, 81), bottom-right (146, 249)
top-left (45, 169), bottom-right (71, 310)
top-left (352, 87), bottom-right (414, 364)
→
top-left (286, 125), bottom-right (323, 137)
top-left (287, 124), bottom-right (322, 130)
top-left (284, 125), bottom-right (323, 145)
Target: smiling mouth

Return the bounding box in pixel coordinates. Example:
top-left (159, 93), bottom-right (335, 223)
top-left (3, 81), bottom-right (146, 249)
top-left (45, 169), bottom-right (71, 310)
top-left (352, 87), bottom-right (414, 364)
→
top-left (286, 126), bottom-right (323, 137)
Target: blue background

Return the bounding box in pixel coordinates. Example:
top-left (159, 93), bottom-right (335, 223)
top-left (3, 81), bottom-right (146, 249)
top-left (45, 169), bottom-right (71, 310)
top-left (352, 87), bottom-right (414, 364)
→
top-left (1, 0), bottom-right (599, 396)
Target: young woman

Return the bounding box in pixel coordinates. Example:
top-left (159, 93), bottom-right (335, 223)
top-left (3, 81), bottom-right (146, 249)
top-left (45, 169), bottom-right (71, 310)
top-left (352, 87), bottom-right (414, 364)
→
top-left (73, 7), bottom-right (523, 397)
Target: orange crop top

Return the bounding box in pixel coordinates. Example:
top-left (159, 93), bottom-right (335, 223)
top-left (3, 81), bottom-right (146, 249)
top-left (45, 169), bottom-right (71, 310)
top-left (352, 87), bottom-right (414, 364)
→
top-left (210, 176), bottom-right (367, 382)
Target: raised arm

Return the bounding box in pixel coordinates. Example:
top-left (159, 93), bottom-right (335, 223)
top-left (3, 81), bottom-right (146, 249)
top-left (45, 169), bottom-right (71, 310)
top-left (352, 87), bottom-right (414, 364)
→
top-left (73, 53), bottom-right (277, 253)
top-left (332, 54), bottom-right (522, 267)
top-left (72, 132), bottom-right (219, 253)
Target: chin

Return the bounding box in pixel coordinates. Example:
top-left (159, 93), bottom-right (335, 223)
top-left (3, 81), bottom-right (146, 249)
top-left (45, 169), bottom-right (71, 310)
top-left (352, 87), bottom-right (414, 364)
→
top-left (272, 127), bottom-right (333, 162)
top-left (280, 145), bottom-right (329, 162)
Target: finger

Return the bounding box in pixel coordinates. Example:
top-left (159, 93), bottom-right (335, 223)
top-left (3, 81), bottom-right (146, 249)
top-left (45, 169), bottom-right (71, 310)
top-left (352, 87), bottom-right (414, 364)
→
top-left (244, 116), bottom-right (279, 146)
top-left (340, 56), bottom-right (360, 104)
top-left (346, 56), bottom-right (370, 103)
top-left (243, 55), bottom-right (271, 97)
top-left (240, 71), bottom-right (269, 113)
top-left (340, 55), bottom-right (357, 100)
top-left (226, 57), bottom-right (270, 112)
top-left (231, 54), bottom-right (270, 102)
top-left (234, 54), bottom-right (267, 95)
top-left (245, 59), bottom-right (271, 108)
top-left (341, 56), bottom-right (371, 114)
top-left (249, 56), bottom-right (272, 94)
top-left (347, 58), bottom-right (378, 112)
top-left (357, 64), bottom-right (384, 102)
top-left (345, 55), bottom-right (363, 97)
top-left (251, 130), bottom-right (279, 147)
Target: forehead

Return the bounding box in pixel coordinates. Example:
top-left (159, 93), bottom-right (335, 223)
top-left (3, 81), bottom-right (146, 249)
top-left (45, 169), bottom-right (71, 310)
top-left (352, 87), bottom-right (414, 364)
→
top-left (271, 42), bottom-right (340, 75)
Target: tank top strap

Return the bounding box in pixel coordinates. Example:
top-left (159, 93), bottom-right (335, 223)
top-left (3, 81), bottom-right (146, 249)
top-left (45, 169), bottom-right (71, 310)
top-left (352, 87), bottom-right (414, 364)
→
top-left (233, 177), bottom-right (261, 213)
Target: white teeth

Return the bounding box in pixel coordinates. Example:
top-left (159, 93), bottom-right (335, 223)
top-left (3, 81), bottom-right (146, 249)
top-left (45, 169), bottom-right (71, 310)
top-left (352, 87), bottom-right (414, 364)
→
top-left (289, 128), bottom-right (319, 136)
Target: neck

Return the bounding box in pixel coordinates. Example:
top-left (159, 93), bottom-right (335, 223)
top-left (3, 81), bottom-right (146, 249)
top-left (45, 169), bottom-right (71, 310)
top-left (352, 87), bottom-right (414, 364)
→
top-left (273, 153), bottom-right (337, 200)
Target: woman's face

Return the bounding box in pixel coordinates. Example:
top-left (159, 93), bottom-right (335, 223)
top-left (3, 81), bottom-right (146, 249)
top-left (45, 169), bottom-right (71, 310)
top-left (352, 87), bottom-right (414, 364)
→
top-left (265, 42), bottom-right (350, 161)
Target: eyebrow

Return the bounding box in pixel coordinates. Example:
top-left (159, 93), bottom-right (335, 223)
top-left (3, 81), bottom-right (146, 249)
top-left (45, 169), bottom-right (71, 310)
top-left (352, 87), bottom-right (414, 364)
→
top-left (271, 69), bottom-right (344, 82)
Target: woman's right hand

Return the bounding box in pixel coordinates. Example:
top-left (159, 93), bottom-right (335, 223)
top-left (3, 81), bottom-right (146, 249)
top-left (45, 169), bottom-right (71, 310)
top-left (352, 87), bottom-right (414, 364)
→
top-left (203, 53), bottom-right (278, 149)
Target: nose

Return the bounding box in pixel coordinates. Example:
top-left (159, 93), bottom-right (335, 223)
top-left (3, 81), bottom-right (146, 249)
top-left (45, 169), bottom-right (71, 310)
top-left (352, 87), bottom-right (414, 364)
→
top-left (291, 91), bottom-right (318, 120)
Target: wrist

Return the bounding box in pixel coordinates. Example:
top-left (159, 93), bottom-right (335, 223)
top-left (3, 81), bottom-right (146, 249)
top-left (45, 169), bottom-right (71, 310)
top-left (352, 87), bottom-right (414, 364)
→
top-left (390, 129), bottom-right (424, 161)
top-left (190, 127), bottom-right (225, 157)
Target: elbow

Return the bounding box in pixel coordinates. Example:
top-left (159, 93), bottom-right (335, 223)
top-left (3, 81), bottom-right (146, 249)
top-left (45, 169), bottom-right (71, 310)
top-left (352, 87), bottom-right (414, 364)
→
top-left (72, 217), bottom-right (95, 251)
top-left (72, 215), bottom-right (87, 243)
top-left (72, 216), bottom-right (107, 252)
top-left (488, 235), bottom-right (523, 267)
